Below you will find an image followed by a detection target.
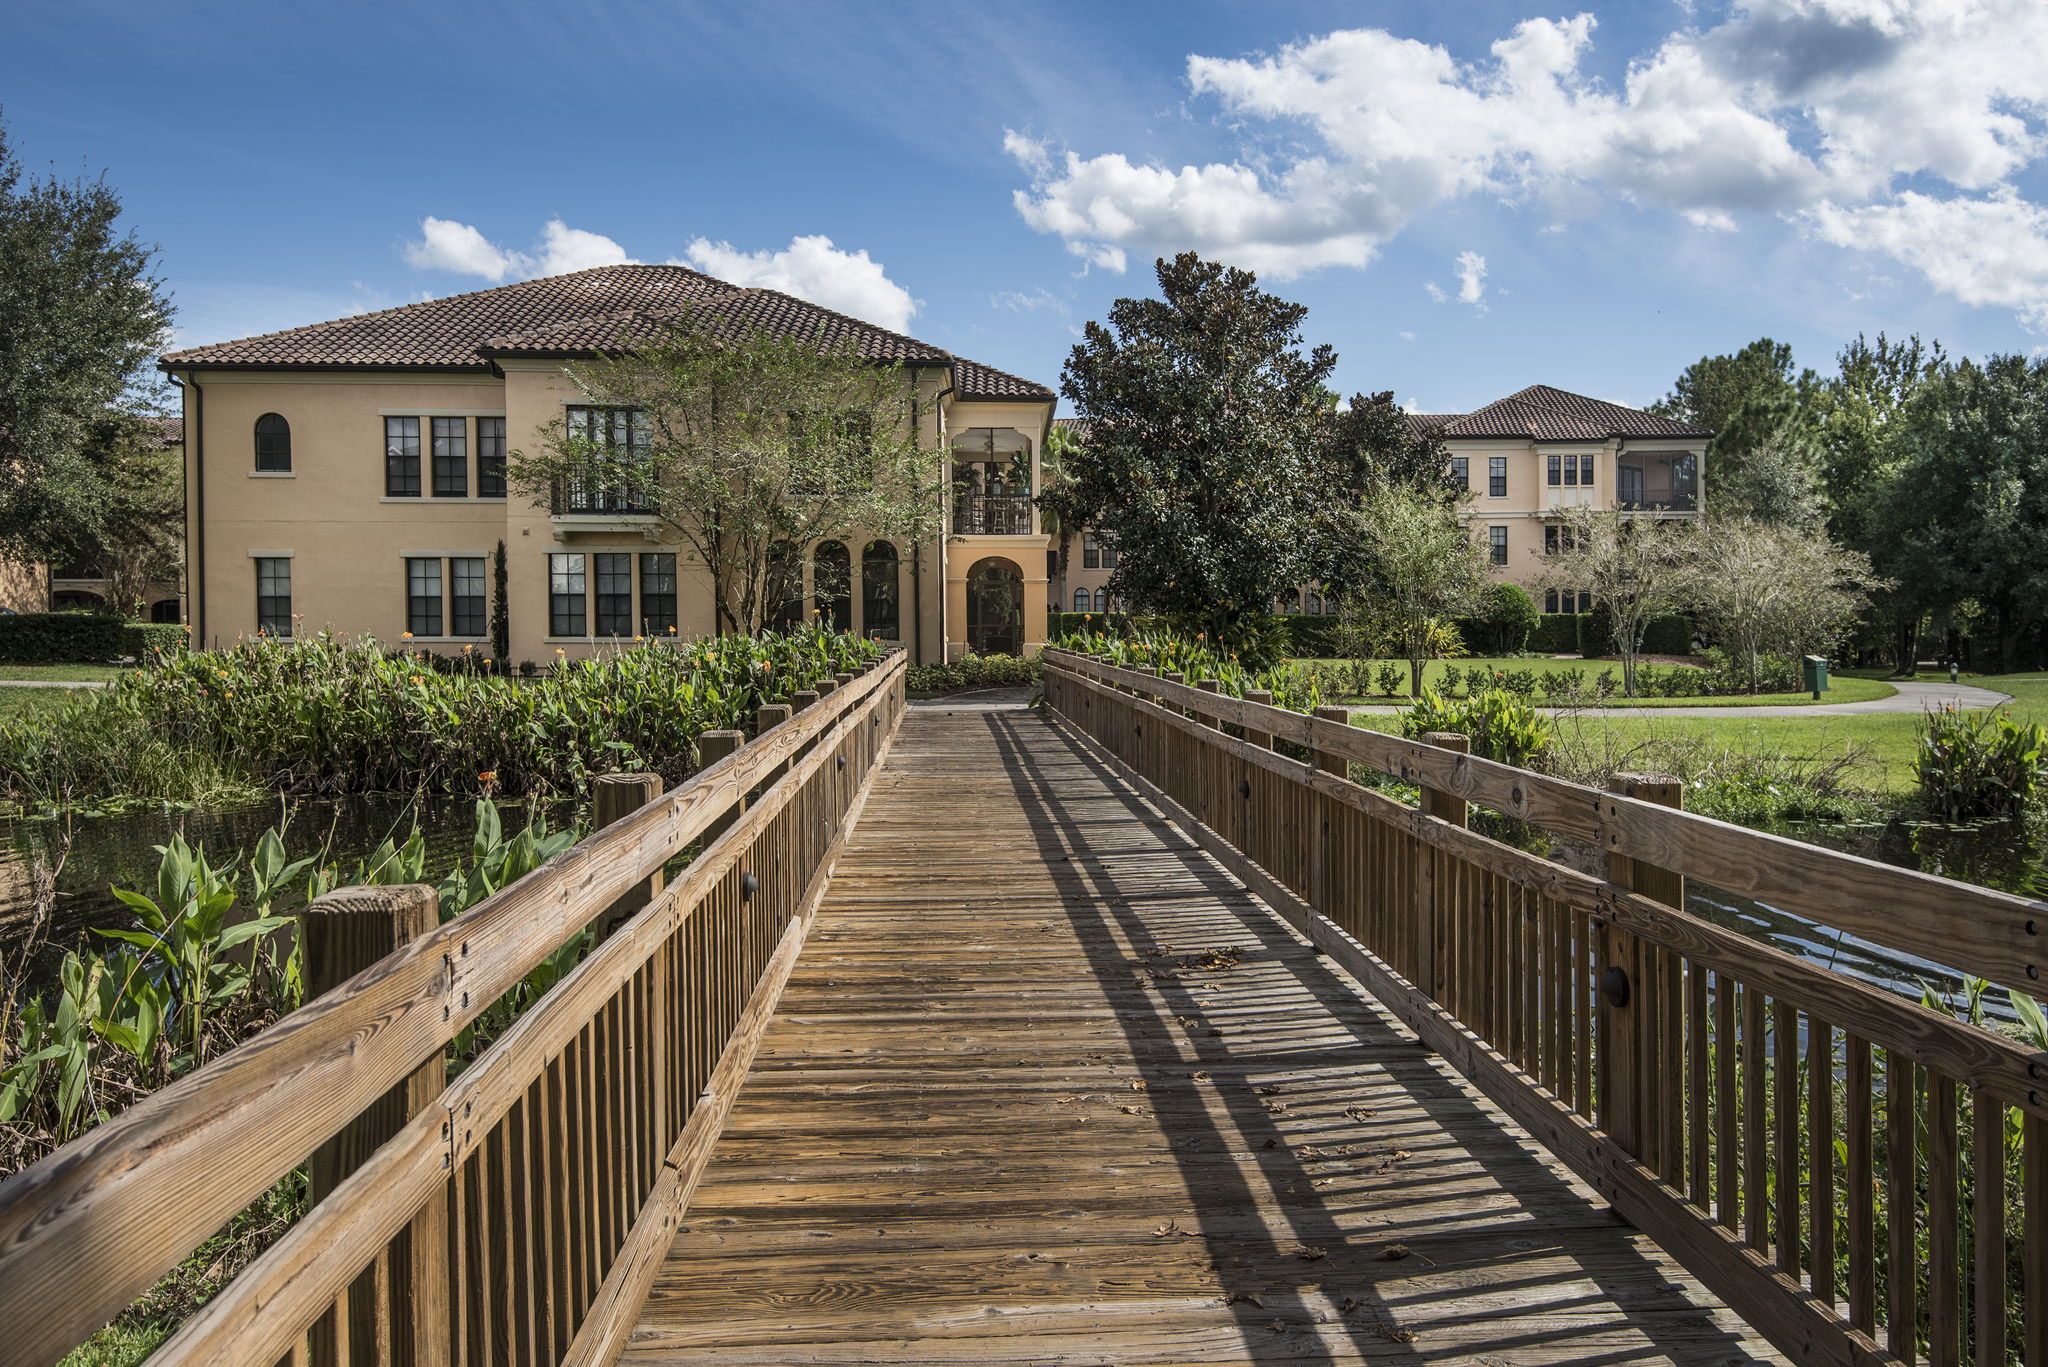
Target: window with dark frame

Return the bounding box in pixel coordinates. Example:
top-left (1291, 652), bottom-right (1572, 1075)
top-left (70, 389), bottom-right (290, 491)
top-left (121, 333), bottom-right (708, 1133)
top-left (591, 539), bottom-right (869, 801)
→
top-left (451, 557), bottom-right (487, 637)
top-left (406, 558), bottom-right (443, 637)
top-left (1074, 588), bottom-right (1089, 612)
top-left (1548, 453), bottom-right (1561, 486)
top-left (254, 413), bottom-right (291, 472)
top-left (1488, 456), bottom-right (1507, 497)
top-left (477, 417), bottom-right (506, 498)
top-left (560, 406), bottom-right (652, 514)
top-left (1451, 456), bottom-right (1468, 491)
top-left (385, 417), bottom-right (421, 497)
top-left (860, 541), bottom-right (899, 640)
top-left (549, 554), bottom-right (586, 637)
top-left (255, 558), bottom-right (292, 636)
top-left (1488, 525), bottom-right (1508, 565)
top-left (594, 554), bottom-right (633, 636)
top-left (639, 553), bottom-right (677, 636)
top-left (432, 418), bottom-right (468, 498)
top-left (1094, 587), bottom-right (1109, 613)
top-left (1082, 533), bottom-right (1100, 570)
top-left (1577, 453), bottom-right (1594, 486)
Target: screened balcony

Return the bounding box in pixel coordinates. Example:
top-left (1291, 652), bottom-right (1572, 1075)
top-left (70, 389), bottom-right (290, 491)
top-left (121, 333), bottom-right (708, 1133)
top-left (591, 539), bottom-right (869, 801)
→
top-left (1616, 451), bottom-right (1699, 512)
top-left (951, 427), bottom-right (1034, 536)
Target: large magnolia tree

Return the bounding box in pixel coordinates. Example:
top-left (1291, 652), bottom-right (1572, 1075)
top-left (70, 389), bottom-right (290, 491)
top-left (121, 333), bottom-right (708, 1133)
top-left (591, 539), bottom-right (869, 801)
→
top-left (1044, 252), bottom-right (1333, 645)
top-left (508, 312), bottom-right (943, 635)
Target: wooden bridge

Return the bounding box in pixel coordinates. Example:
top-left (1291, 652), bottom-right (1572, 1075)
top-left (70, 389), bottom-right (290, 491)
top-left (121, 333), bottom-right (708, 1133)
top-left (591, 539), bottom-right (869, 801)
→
top-left (1, 649), bottom-right (2043, 1367)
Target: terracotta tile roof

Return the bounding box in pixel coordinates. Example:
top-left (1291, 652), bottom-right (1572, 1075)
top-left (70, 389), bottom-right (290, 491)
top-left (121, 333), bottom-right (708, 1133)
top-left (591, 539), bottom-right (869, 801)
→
top-left (158, 263), bottom-right (1053, 399)
top-left (1433, 385), bottom-right (1711, 441)
top-left (161, 266), bottom-right (732, 371)
top-left (141, 415), bottom-right (184, 448)
top-left (954, 358), bottom-right (1054, 401)
top-left (1402, 412), bottom-right (1462, 436)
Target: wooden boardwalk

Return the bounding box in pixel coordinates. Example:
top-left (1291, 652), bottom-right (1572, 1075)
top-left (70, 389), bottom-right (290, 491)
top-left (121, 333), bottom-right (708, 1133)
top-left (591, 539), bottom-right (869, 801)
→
top-left (624, 707), bottom-right (1784, 1365)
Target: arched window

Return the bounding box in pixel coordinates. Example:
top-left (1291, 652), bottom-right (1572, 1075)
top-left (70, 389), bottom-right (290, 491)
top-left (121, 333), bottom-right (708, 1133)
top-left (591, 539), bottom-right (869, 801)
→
top-left (1305, 591), bottom-right (1324, 616)
top-left (813, 541), bottom-right (851, 632)
top-left (860, 540), bottom-right (899, 640)
top-left (254, 413), bottom-right (291, 472)
top-left (1093, 587), bottom-right (1109, 613)
top-left (1073, 588), bottom-right (1089, 612)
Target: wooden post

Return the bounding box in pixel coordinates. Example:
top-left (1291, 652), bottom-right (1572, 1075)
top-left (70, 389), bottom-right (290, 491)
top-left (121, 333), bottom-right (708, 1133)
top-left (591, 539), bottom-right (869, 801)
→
top-left (1196, 677), bottom-right (1222, 729)
top-left (594, 773), bottom-right (664, 936)
top-left (756, 703), bottom-right (792, 790)
top-left (303, 884), bottom-right (448, 1367)
top-left (1600, 772), bottom-right (1684, 1160)
top-left (1412, 733), bottom-right (1470, 1002)
top-left (1243, 689), bottom-right (1274, 750)
top-left (698, 730), bottom-right (746, 847)
top-left (814, 676), bottom-right (839, 697)
top-left (790, 688), bottom-right (820, 713)
top-left (1309, 704), bottom-right (1352, 917)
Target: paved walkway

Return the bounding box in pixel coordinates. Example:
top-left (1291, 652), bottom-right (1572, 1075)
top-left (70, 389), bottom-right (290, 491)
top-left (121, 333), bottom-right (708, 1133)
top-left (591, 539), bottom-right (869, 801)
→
top-left (0, 678), bottom-right (104, 689)
top-left (1352, 677), bottom-right (2012, 720)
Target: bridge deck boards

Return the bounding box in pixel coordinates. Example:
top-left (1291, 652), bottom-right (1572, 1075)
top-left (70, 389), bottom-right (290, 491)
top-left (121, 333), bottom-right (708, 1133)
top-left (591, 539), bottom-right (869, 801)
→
top-left (624, 708), bottom-right (1783, 1365)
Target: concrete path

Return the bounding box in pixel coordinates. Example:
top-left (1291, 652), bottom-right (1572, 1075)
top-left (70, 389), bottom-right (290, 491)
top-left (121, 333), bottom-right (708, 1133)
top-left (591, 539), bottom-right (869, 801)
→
top-left (1351, 677), bottom-right (2012, 720)
top-left (0, 678), bottom-right (105, 689)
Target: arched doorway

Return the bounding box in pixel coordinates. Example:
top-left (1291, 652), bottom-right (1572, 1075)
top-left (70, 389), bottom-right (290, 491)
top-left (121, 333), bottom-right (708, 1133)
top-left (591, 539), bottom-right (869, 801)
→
top-left (966, 557), bottom-right (1023, 657)
top-left (813, 541), bottom-right (851, 632)
top-left (860, 540), bottom-right (899, 640)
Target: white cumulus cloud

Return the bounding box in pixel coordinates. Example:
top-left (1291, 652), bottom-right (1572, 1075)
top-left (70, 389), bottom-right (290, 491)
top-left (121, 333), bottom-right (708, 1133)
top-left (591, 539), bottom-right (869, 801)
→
top-left (1454, 250), bottom-right (1487, 308)
top-left (1805, 189), bottom-right (2048, 330)
top-left (1004, 0), bottom-right (2048, 324)
top-left (401, 220), bottom-right (920, 333)
top-left (678, 234), bottom-right (920, 333)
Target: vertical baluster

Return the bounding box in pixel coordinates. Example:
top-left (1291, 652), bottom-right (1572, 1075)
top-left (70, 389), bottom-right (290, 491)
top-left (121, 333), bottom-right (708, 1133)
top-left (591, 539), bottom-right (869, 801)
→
top-left (1845, 1036), bottom-right (1875, 1334)
top-left (1928, 1076), bottom-right (1959, 1367)
top-left (1809, 1017), bottom-right (1835, 1307)
top-left (1774, 1000), bottom-right (1800, 1279)
top-left (2026, 1114), bottom-right (2046, 1367)
top-left (1972, 1093), bottom-right (2005, 1367)
top-left (1743, 985), bottom-right (1769, 1254)
top-left (1687, 961), bottom-right (1709, 1210)
top-left (1888, 1053), bottom-right (1919, 1364)
top-left (1715, 973), bottom-right (1738, 1233)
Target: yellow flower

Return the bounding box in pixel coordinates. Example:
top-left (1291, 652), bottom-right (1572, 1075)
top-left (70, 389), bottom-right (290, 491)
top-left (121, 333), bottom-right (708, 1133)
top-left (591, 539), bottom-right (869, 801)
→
top-left (402, 631), bottom-right (414, 640)
top-left (462, 643), bottom-right (473, 652)
top-left (555, 647), bottom-right (566, 656)
top-left (216, 669), bottom-right (228, 679)
top-left (634, 635), bottom-right (644, 642)
top-left (411, 674), bottom-right (425, 684)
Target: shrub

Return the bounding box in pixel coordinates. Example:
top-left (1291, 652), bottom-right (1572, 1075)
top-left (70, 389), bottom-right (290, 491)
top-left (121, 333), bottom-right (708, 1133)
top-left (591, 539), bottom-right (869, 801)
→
top-left (1282, 614), bottom-right (1342, 657)
top-left (907, 652), bottom-right (1042, 694)
top-left (1045, 611), bottom-right (1133, 639)
top-left (0, 613), bottom-right (189, 664)
top-left (1916, 706), bottom-right (2047, 821)
top-left (1401, 689), bottom-right (1552, 769)
top-left (0, 627), bottom-right (887, 805)
top-left (1375, 662), bottom-right (1405, 697)
top-left (1474, 583), bottom-right (1540, 655)
top-left (1528, 614), bottom-right (1579, 654)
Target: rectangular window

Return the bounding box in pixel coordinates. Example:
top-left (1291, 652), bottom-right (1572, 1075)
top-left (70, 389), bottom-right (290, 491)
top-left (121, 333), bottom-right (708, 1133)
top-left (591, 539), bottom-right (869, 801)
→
top-left (549, 553), bottom-right (586, 637)
top-left (639, 553), bottom-right (677, 636)
top-left (1488, 526), bottom-right (1508, 566)
top-left (1577, 590), bottom-right (1593, 614)
top-left (1544, 589), bottom-right (1560, 614)
top-left (255, 558), bottom-right (292, 636)
top-left (1451, 456), bottom-right (1469, 491)
top-left (1578, 453), bottom-right (1595, 486)
top-left (1488, 456), bottom-right (1507, 498)
top-left (477, 417), bottom-right (506, 498)
top-left (1547, 454), bottom-right (1562, 487)
top-left (406, 558), bottom-right (443, 637)
top-left (1545, 524), bottom-right (1558, 554)
top-left (594, 553), bottom-right (633, 637)
top-left (385, 417), bottom-right (421, 497)
top-left (1081, 535), bottom-right (1100, 570)
top-left (560, 406), bottom-right (651, 513)
top-left (431, 417), bottom-right (468, 498)
top-left (451, 557), bottom-right (487, 637)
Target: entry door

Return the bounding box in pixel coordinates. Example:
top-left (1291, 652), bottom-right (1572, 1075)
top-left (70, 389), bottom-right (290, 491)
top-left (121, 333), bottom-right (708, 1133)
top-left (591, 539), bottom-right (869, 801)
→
top-left (967, 560), bottom-right (1023, 657)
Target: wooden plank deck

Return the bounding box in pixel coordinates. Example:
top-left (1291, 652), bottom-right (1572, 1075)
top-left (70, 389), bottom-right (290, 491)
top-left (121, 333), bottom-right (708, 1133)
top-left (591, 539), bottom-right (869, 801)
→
top-left (624, 706), bottom-right (1784, 1365)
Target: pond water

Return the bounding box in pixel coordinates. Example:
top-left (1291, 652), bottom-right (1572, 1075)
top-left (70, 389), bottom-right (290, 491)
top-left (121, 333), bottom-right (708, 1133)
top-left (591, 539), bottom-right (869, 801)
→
top-left (0, 795), bottom-right (555, 995)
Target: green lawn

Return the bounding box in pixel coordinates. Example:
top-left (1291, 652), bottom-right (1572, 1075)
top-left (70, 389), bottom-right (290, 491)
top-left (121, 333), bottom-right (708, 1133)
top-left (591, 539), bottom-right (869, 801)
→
top-left (1299, 655), bottom-right (1895, 707)
top-left (1352, 671), bottom-right (2048, 795)
top-left (0, 663), bottom-right (131, 682)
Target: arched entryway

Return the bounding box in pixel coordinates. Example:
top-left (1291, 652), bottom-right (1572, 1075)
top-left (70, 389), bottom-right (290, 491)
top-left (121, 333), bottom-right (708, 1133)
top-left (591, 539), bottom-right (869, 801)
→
top-left (813, 541), bottom-right (851, 633)
top-left (966, 557), bottom-right (1023, 657)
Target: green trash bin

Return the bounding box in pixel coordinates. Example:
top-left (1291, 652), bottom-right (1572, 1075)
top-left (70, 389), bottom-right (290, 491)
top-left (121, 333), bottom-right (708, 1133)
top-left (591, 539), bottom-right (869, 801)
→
top-left (1801, 654), bottom-right (1828, 700)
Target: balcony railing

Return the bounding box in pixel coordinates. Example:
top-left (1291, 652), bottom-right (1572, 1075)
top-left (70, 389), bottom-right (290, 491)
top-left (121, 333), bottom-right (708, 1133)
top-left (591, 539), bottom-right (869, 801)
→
top-left (952, 494), bottom-right (1033, 536)
top-left (1616, 491), bottom-right (1699, 513)
top-left (552, 479), bottom-right (653, 517)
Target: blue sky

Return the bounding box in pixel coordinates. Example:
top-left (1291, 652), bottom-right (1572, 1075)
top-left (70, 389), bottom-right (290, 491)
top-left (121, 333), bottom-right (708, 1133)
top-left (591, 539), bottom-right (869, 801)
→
top-left (7, 0), bottom-right (2046, 412)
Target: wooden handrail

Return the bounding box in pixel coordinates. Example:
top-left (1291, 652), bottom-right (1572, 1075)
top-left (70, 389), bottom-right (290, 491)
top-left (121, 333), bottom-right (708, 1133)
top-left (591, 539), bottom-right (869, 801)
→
top-left (1049, 649), bottom-right (2048, 998)
top-left (0, 650), bottom-right (907, 1367)
top-left (1044, 651), bottom-right (2048, 1367)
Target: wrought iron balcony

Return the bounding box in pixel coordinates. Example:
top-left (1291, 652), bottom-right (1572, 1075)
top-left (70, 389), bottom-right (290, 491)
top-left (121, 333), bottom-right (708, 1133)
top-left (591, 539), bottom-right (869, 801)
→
top-left (552, 479), bottom-right (653, 517)
top-left (952, 494), bottom-right (1033, 536)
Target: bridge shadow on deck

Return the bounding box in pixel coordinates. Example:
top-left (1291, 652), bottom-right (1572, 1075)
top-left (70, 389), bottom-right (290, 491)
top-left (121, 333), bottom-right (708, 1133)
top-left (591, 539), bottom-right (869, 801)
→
top-left (626, 707), bottom-right (1777, 1366)
top-left (985, 711), bottom-right (1771, 1366)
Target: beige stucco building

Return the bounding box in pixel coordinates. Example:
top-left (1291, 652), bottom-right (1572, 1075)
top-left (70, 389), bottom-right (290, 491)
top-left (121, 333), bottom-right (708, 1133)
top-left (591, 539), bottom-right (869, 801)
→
top-left (160, 266), bottom-right (1056, 666)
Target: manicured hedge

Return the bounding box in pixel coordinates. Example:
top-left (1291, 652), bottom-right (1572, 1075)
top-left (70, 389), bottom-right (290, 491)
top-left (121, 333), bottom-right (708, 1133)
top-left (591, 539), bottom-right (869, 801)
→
top-left (1046, 611), bottom-right (1134, 638)
top-left (0, 613), bottom-right (188, 663)
top-left (1528, 614), bottom-right (1579, 654)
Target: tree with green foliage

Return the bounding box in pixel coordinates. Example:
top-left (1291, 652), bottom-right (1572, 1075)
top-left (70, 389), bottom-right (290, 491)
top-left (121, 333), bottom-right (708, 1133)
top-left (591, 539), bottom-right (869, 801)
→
top-left (0, 119), bottom-right (173, 564)
top-left (1037, 420), bottom-right (1083, 581)
top-left (1888, 355), bottom-right (2048, 672)
top-left (1684, 517), bottom-right (1883, 693)
top-left (1474, 582), bottom-right (1540, 656)
top-left (1651, 337), bottom-right (1810, 434)
top-left (507, 311), bottom-right (941, 635)
top-left (1538, 509), bottom-right (1692, 697)
top-left (1334, 483), bottom-right (1487, 697)
top-left (1045, 252), bottom-right (1334, 645)
top-left (1317, 391), bottom-right (1459, 596)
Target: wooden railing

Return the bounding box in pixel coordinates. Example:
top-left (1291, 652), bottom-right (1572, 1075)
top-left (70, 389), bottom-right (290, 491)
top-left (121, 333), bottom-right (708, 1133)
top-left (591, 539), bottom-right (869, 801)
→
top-left (0, 650), bottom-right (907, 1367)
top-left (1044, 650), bottom-right (2047, 1367)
